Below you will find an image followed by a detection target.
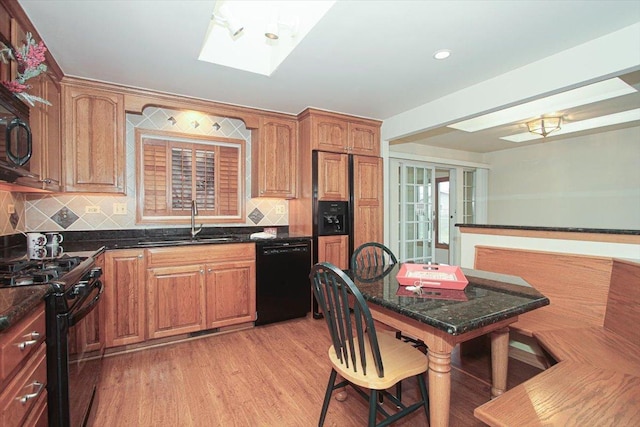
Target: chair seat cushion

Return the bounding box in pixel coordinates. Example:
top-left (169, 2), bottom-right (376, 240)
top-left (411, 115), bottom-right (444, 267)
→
top-left (328, 332), bottom-right (428, 390)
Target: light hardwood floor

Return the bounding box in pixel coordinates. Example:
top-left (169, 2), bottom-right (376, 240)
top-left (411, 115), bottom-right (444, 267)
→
top-left (93, 316), bottom-right (540, 426)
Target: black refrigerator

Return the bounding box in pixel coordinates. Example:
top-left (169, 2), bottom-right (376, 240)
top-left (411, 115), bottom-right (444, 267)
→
top-left (311, 150), bottom-right (383, 316)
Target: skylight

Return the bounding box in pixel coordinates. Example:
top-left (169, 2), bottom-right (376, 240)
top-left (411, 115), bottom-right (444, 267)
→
top-left (199, 0), bottom-right (336, 76)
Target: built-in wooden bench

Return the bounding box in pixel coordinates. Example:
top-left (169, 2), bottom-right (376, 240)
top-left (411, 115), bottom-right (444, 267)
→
top-left (474, 257), bottom-right (640, 426)
top-left (474, 246), bottom-right (614, 337)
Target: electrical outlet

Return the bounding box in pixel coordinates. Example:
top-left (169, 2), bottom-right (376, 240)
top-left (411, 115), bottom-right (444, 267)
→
top-left (275, 204), bottom-right (286, 215)
top-left (85, 206), bottom-right (100, 214)
top-left (113, 203), bottom-right (127, 215)
top-left (7, 204), bottom-right (15, 214)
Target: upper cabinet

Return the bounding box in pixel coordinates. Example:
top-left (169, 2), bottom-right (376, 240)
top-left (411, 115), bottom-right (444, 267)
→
top-left (298, 108), bottom-right (380, 157)
top-left (62, 82), bottom-right (126, 193)
top-left (251, 116), bottom-right (298, 198)
top-left (29, 73), bottom-right (62, 191)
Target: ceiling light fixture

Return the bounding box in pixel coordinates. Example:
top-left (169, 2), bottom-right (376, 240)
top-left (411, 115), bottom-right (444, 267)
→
top-left (213, 4), bottom-right (244, 37)
top-left (265, 16), bottom-right (299, 40)
top-left (448, 77), bottom-right (636, 132)
top-left (501, 108), bottom-right (640, 143)
top-left (526, 116), bottom-right (562, 137)
top-left (433, 49), bottom-right (451, 60)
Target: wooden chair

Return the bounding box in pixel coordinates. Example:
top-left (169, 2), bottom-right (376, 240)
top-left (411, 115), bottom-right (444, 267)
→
top-left (310, 262), bottom-right (429, 427)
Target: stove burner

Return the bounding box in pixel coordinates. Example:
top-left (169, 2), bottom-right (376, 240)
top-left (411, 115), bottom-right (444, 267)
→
top-left (0, 255), bottom-right (87, 288)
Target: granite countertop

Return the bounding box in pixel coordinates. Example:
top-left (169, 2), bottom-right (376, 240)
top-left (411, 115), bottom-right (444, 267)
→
top-left (0, 227), bottom-right (311, 334)
top-left (455, 224), bottom-right (640, 235)
top-left (0, 285), bottom-right (49, 333)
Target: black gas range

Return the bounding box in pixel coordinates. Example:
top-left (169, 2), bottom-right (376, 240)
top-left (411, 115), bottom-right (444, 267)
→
top-left (0, 250), bottom-right (104, 427)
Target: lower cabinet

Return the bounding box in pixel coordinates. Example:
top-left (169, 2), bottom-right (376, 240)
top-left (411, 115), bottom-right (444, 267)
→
top-left (206, 260), bottom-right (256, 328)
top-left (147, 264), bottom-right (207, 339)
top-left (103, 243), bottom-right (256, 348)
top-left (104, 249), bottom-right (146, 348)
top-left (0, 305), bottom-right (47, 427)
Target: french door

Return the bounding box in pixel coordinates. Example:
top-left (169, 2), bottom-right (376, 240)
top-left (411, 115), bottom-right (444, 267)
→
top-left (389, 159), bottom-right (436, 263)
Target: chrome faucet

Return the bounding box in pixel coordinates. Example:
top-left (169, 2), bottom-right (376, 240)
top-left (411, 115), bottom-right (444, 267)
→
top-left (191, 200), bottom-right (202, 238)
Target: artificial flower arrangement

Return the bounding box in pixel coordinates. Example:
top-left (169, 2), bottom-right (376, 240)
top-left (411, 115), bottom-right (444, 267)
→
top-left (0, 32), bottom-right (50, 106)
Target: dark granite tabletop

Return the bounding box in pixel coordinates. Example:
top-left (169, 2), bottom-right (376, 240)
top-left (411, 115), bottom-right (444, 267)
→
top-left (350, 264), bottom-right (549, 336)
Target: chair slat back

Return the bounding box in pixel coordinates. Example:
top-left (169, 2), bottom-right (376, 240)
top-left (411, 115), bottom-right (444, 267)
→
top-left (311, 262), bottom-right (384, 378)
top-left (351, 243), bottom-right (398, 282)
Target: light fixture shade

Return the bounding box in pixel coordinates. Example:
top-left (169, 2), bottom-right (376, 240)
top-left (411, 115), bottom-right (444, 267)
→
top-left (526, 116), bottom-right (562, 137)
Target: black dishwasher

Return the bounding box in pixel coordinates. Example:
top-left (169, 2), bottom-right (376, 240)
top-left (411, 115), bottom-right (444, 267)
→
top-left (255, 238), bottom-right (312, 326)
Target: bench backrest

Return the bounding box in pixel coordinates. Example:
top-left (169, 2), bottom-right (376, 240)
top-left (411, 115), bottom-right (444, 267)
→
top-left (604, 259), bottom-right (640, 344)
top-left (474, 246), bottom-right (612, 328)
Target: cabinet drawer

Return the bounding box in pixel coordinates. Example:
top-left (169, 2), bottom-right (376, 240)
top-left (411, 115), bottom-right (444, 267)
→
top-left (146, 243), bottom-right (256, 267)
top-left (0, 344), bottom-right (47, 427)
top-left (0, 307), bottom-right (45, 383)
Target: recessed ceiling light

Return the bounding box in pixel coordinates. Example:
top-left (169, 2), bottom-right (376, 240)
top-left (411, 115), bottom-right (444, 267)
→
top-left (448, 77), bottom-right (636, 132)
top-left (433, 49), bottom-right (451, 60)
top-left (500, 108), bottom-right (640, 143)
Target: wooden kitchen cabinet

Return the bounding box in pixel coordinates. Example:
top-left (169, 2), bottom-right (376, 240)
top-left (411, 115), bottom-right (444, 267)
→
top-left (251, 116), bottom-right (298, 198)
top-left (29, 73), bottom-right (62, 192)
top-left (104, 249), bottom-right (146, 348)
top-left (0, 304), bottom-right (47, 427)
top-left (147, 264), bottom-right (207, 339)
top-left (352, 155), bottom-right (383, 249)
top-left (298, 108), bottom-right (380, 156)
top-left (145, 243), bottom-right (256, 340)
top-left (317, 235), bottom-right (349, 270)
top-left (62, 82), bottom-right (126, 193)
top-left (316, 151), bottom-right (348, 201)
top-left (205, 260), bottom-right (256, 328)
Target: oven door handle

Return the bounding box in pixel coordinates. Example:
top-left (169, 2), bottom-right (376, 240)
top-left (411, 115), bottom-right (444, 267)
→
top-left (68, 279), bottom-right (104, 327)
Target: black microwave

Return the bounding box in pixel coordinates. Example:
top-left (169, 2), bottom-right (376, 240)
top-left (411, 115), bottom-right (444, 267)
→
top-left (0, 84), bottom-right (35, 183)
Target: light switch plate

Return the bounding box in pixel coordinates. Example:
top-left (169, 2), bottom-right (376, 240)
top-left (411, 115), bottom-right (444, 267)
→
top-left (7, 204), bottom-right (15, 214)
top-left (275, 204), bottom-right (286, 215)
top-left (85, 206), bottom-right (100, 214)
top-left (113, 203), bottom-right (127, 215)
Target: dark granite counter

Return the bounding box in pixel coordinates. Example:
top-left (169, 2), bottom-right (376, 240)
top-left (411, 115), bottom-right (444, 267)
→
top-left (350, 265), bottom-right (549, 336)
top-left (0, 285), bottom-right (48, 333)
top-left (455, 224), bottom-right (640, 235)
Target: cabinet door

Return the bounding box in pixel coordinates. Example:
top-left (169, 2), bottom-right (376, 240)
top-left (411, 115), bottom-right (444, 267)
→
top-left (349, 122), bottom-right (380, 156)
top-left (29, 74), bottom-right (62, 191)
top-left (147, 265), bottom-right (206, 339)
top-left (317, 151), bottom-right (348, 201)
top-left (352, 155), bottom-right (383, 249)
top-left (318, 235), bottom-right (349, 270)
top-left (206, 260), bottom-right (256, 328)
top-left (252, 117), bottom-right (297, 198)
top-left (104, 250), bottom-right (146, 348)
top-left (312, 115), bottom-right (348, 153)
top-left (63, 84), bottom-right (125, 193)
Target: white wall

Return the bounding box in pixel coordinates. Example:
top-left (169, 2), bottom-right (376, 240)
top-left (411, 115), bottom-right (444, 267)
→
top-left (485, 125), bottom-right (640, 229)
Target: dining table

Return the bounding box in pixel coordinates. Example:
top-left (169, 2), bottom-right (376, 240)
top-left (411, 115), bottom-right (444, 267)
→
top-left (349, 264), bottom-right (550, 427)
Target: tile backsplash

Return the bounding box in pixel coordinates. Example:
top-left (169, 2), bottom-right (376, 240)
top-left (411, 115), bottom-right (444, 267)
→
top-left (0, 191), bottom-right (25, 235)
top-left (20, 107), bottom-right (288, 233)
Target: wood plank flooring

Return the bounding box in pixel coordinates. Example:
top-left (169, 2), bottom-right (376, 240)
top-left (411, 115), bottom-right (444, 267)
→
top-left (93, 316), bottom-right (541, 426)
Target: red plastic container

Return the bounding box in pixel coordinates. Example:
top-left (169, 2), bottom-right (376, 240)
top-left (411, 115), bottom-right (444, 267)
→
top-left (396, 263), bottom-right (468, 290)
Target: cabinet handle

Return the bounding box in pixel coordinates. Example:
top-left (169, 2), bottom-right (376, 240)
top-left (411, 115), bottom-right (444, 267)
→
top-left (138, 254), bottom-right (143, 259)
top-left (207, 268), bottom-right (213, 273)
top-left (18, 381), bottom-right (44, 405)
top-left (18, 331), bottom-right (40, 350)
top-left (200, 269), bottom-right (205, 274)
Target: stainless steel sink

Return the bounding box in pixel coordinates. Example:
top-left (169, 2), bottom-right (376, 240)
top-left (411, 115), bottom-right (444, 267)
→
top-left (137, 237), bottom-right (236, 247)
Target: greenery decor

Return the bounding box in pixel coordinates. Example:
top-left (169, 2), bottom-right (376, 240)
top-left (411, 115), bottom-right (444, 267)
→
top-left (0, 32), bottom-right (50, 106)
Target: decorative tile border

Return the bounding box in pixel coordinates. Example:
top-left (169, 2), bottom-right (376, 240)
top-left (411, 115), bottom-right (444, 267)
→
top-left (21, 107), bottom-right (288, 233)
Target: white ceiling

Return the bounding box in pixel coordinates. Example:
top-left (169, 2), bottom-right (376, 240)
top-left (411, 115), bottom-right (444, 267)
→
top-left (18, 0), bottom-right (640, 152)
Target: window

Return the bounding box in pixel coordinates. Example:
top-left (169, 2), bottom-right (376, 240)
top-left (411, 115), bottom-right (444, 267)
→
top-left (136, 129), bottom-right (244, 224)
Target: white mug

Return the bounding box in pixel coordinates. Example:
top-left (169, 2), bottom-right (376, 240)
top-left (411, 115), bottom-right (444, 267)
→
top-left (45, 232), bottom-right (64, 245)
top-left (29, 245), bottom-right (64, 259)
top-left (27, 232), bottom-right (47, 248)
